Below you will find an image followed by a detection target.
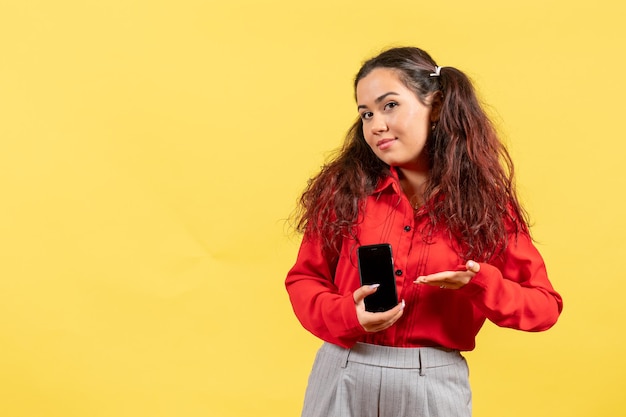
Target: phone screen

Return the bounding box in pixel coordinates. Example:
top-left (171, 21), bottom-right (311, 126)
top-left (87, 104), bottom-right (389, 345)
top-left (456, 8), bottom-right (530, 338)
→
top-left (357, 244), bottom-right (398, 312)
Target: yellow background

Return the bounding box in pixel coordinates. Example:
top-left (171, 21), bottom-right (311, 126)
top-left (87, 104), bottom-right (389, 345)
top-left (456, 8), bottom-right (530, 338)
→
top-left (1, 0), bottom-right (624, 416)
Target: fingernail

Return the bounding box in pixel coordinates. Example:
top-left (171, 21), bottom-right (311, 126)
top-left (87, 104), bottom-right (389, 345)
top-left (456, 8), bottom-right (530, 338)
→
top-left (467, 261), bottom-right (474, 269)
top-left (401, 299), bottom-right (406, 309)
top-left (369, 284), bottom-right (380, 289)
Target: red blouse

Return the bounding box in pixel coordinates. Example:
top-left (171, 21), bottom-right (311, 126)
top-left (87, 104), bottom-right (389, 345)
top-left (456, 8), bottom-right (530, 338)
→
top-left (285, 171), bottom-right (563, 350)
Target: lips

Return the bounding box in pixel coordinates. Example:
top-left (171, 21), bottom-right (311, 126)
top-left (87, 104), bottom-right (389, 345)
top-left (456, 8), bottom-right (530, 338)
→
top-left (376, 138), bottom-right (396, 151)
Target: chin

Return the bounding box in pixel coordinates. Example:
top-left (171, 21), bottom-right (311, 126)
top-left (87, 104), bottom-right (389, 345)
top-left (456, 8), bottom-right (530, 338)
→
top-left (386, 159), bottom-right (409, 167)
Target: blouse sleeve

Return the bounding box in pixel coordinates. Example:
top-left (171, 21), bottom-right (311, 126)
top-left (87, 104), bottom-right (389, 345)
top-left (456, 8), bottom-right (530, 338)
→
top-left (458, 231), bottom-right (563, 331)
top-left (285, 233), bottom-right (367, 348)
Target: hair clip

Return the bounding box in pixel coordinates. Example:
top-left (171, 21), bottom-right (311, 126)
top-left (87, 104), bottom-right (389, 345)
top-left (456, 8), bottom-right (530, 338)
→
top-left (429, 66), bottom-right (442, 77)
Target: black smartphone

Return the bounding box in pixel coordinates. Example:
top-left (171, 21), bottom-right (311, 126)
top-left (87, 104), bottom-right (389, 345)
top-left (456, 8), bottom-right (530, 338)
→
top-left (357, 243), bottom-right (399, 312)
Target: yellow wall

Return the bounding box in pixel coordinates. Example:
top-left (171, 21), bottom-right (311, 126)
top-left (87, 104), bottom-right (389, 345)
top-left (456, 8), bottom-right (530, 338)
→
top-left (1, 1), bottom-right (624, 416)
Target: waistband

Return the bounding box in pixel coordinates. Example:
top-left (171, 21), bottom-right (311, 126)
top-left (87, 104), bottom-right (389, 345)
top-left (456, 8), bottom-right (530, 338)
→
top-left (321, 342), bottom-right (463, 370)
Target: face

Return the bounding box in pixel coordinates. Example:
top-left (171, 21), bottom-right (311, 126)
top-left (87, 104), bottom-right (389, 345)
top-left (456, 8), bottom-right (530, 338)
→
top-left (356, 67), bottom-right (438, 172)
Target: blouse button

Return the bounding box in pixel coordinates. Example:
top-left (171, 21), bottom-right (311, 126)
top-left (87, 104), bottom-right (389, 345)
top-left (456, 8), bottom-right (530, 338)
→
top-left (404, 225), bottom-right (411, 232)
top-left (395, 269), bottom-right (403, 276)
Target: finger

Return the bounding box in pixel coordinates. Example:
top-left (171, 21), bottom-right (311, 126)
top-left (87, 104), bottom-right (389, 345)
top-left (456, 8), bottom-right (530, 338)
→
top-left (367, 301), bottom-right (405, 331)
top-left (414, 271), bottom-right (455, 284)
top-left (390, 299), bottom-right (406, 315)
top-left (372, 299), bottom-right (405, 320)
top-left (466, 260), bottom-right (480, 273)
top-left (381, 306), bottom-right (405, 330)
top-left (387, 301), bottom-right (405, 323)
top-left (353, 284), bottom-right (380, 303)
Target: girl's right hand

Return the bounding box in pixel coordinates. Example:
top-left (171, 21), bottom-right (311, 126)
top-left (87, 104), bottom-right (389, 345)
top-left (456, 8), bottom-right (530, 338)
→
top-left (353, 285), bottom-right (405, 332)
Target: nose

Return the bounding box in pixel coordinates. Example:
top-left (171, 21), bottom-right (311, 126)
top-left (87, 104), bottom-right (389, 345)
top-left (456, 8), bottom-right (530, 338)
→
top-left (370, 115), bottom-right (388, 134)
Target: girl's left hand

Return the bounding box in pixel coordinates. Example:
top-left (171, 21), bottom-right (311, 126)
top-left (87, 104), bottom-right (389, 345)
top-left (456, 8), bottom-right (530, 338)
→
top-left (414, 260), bottom-right (480, 290)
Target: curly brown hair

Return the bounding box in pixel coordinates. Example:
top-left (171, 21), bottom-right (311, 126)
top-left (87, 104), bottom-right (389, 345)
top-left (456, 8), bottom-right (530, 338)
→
top-left (295, 47), bottom-right (528, 261)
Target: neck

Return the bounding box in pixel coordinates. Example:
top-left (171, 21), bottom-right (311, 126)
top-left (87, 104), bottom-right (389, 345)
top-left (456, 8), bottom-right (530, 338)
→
top-left (396, 167), bottom-right (429, 209)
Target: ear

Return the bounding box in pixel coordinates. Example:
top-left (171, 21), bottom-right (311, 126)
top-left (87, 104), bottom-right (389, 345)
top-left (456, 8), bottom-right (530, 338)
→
top-left (429, 91), bottom-right (443, 123)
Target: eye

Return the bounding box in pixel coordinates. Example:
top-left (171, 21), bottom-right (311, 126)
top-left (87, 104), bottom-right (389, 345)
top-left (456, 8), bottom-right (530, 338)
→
top-left (384, 101), bottom-right (398, 111)
top-left (360, 111), bottom-right (374, 120)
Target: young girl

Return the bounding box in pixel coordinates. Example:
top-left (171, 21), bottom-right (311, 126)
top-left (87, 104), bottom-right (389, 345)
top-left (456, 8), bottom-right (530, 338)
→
top-left (285, 46), bottom-right (562, 417)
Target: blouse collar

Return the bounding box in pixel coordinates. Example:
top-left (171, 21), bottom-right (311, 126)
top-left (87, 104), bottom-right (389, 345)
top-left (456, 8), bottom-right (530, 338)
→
top-left (372, 167), bottom-right (403, 196)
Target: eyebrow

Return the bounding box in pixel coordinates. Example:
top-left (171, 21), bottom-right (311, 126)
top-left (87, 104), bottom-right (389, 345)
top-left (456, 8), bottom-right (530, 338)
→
top-left (357, 92), bottom-right (400, 110)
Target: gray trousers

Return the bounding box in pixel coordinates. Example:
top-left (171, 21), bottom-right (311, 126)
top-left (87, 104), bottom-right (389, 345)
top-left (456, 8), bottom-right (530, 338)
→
top-left (301, 342), bottom-right (472, 417)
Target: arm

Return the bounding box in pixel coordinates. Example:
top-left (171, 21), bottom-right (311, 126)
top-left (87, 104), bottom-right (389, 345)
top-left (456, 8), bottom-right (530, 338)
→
top-left (459, 232), bottom-right (563, 331)
top-left (285, 233), bottom-right (405, 347)
top-left (415, 232), bottom-right (562, 331)
top-left (285, 233), bottom-right (367, 348)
